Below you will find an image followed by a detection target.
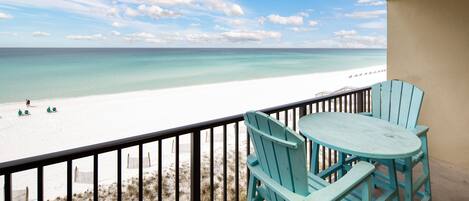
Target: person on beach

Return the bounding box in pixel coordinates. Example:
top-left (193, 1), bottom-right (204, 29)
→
top-left (26, 99), bottom-right (31, 107)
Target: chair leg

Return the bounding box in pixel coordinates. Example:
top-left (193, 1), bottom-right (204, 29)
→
top-left (311, 143), bottom-right (320, 175)
top-left (362, 177), bottom-right (373, 201)
top-left (404, 158), bottom-right (414, 201)
top-left (421, 135), bottom-right (432, 199)
top-left (386, 159), bottom-right (399, 201)
top-left (247, 173), bottom-right (258, 201)
top-left (338, 152), bottom-right (347, 178)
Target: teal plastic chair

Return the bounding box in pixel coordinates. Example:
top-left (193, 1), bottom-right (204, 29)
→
top-left (364, 80), bottom-right (431, 201)
top-left (244, 111), bottom-right (375, 201)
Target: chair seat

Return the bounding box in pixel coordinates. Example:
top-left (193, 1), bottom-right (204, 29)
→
top-left (307, 172), bottom-right (361, 201)
top-left (395, 150), bottom-right (424, 171)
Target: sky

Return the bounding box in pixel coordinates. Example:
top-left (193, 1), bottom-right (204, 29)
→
top-left (0, 0), bottom-right (387, 48)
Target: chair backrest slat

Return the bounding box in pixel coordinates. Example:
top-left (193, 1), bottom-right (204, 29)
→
top-left (390, 80), bottom-right (403, 124)
top-left (371, 80), bottom-right (424, 129)
top-left (244, 111), bottom-right (309, 199)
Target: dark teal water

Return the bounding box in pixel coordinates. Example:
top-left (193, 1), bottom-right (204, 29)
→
top-left (0, 48), bottom-right (386, 103)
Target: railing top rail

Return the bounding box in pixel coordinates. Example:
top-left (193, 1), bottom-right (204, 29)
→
top-left (0, 86), bottom-right (370, 174)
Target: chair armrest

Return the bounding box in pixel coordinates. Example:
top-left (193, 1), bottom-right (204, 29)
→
top-left (358, 112), bottom-right (372, 117)
top-left (409, 125), bottom-right (429, 137)
top-left (247, 155), bottom-right (306, 200)
top-left (306, 161), bottom-right (375, 201)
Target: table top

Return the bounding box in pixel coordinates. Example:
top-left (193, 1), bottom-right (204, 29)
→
top-left (299, 112), bottom-right (421, 159)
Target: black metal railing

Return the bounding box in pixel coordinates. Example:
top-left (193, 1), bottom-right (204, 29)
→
top-left (0, 87), bottom-right (371, 201)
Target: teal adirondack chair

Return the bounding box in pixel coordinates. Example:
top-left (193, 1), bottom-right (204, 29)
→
top-left (364, 80), bottom-right (431, 201)
top-left (244, 111), bottom-right (375, 201)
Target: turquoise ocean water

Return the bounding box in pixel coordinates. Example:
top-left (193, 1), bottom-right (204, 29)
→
top-left (0, 48), bottom-right (386, 103)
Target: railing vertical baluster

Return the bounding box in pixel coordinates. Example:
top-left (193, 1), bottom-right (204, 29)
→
top-left (344, 95), bottom-right (348, 113)
top-left (175, 136), bottom-right (180, 201)
top-left (139, 144), bottom-right (143, 201)
top-left (4, 172), bottom-right (11, 201)
top-left (210, 128), bottom-right (214, 200)
top-left (67, 160), bottom-right (72, 201)
top-left (191, 131), bottom-right (201, 201)
top-left (349, 94), bottom-right (353, 113)
top-left (368, 89), bottom-right (372, 112)
top-left (339, 97), bottom-right (343, 112)
top-left (223, 125), bottom-right (227, 201)
top-left (321, 146), bottom-right (325, 171)
top-left (284, 110), bottom-right (289, 127)
top-left (275, 112), bottom-right (279, 120)
top-left (299, 105), bottom-right (306, 117)
top-left (293, 108), bottom-right (297, 131)
top-left (357, 91), bottom-right (364, 113)
top-left (38, 166), bottom-right (43, 201)
top-left (158, 140), bottom-right (162, 201)
top-left (117, 149), bottom-right (122, 201)
top-left (328, 99), bottom-right (331, 112)
top-left (93, 154), bottom-right (98, 201)
top-left (235, 122), bottom-right (240, 201)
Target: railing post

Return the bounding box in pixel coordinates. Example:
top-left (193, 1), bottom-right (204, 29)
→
top-left (191, 131), bottom-right (201, 201)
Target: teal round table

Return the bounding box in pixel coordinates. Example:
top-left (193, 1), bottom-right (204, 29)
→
top-left (299, 112), bottom-right (422, 201)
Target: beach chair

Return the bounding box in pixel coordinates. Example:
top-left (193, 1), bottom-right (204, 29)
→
top-left (244, 111), bottom-right (375, 201)
top-left (127, 152), bottom-right (151, 169)
top-left (12, 187), bottom-right (28, 201)
top-left (18, 110), bottom-right (23, 116)
top-left (24, 110), bottom-right (29, 115)
top-left (74, 166), bottom-right (93, 184)
top-left (47, 107), bottom-right (57, 113)
top-left (362, 80), bottom-right (431, 201)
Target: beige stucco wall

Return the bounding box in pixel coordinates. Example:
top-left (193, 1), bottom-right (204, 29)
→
top-left (387, 0), bottom-right (469, 170)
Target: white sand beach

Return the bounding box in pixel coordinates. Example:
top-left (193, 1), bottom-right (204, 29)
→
top-left (0, 65), bottom-right (386, 200)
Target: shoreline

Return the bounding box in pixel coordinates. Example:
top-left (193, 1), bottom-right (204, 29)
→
top-left (0, 65), bottom-right (386, 106)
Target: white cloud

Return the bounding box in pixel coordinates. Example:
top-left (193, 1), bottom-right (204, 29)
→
top-left (112, 22), bottom-right (124, 27)
top-left (123, 32), bottom-right (164, 43)
top-left (125, 7), bottom-right (140, 17)
top-left (221, 30), bottom-right (281, 42)
top-left (205, 0), bottom-right (244, 16)
top-left (66, 34), bottom-right (106, 41)
top-left (257, 17), bottom-right (266, 25)
top-left (226, 19), bottom-right (245, 26)
top-left (144, 0), bottom-right (193, 5)
top-left (107, 7), bottom-right (119, 16)
top-left (345, 10), bottom-right (386, 18)
top-left (267, 14), bottom-right (303, 26)
top-left (357, 0), bottom-right (386, 6)
top-left (298, 12), bottom-right (309, 17)
top-left (0, 32), bottom-right (18, 36)
top-left (333, 29), bottom-right (385, 48)
top-left (111, 31), bottom-right (121, 36)
top-left (0, 12), bottom-right (13, 19)
top-left (308, 20), bottom-right (319, 27)
top-left (334, 30), bottom-right (357, 37)
top-left (289, 27), bottom-right (311, 32)
top-left (32, 31), bottom-right (50, 37)
top-left (138, 4), bottom-right (181, 19)
top-left (358, 20), bottom-right (386, 29)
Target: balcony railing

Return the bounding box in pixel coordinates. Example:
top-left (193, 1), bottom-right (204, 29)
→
top-left (0, 87), bottom-right (371, 201)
